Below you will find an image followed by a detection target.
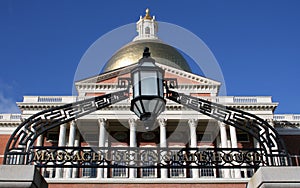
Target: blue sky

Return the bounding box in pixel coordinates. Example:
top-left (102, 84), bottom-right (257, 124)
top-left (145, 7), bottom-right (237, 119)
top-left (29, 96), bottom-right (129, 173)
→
top-left (0, 0), bottom-right (300, 114)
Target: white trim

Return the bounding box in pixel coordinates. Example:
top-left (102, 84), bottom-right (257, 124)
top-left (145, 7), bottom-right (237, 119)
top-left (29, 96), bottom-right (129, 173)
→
top-left (0, 127), bottom-right (17, 134)
top-left (46, 178), bottom-right (250, 184)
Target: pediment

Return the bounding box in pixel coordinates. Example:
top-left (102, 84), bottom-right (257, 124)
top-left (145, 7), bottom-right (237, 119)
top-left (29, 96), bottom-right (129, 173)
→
top-left (75, 63), bottom-right (221, 87)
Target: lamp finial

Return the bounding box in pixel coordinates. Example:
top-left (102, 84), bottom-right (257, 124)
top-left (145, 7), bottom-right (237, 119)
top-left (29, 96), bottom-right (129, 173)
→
top-left (143, 47), bottom-right (151, 58)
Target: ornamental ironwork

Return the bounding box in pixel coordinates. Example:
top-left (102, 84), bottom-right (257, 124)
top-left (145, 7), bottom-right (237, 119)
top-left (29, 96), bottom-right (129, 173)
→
top-left (3, 48), bottom-right (291, 169)
top-left (4, 86), bottom-right (290, 168)
top-left (29, 146), bottom-right (266, 169)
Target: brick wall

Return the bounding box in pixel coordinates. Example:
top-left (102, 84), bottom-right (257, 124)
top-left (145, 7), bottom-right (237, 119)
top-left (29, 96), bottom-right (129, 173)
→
top-left (0, 135), bottom-right (10, 164)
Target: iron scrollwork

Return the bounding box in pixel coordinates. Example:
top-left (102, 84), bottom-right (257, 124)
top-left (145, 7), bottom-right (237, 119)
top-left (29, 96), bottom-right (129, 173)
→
top-left (166, 89), bottom-right (290, 166)
top-left (4, 89), bottom-right (129, 164)
top-left (3, 85), bottom-right (290, 169)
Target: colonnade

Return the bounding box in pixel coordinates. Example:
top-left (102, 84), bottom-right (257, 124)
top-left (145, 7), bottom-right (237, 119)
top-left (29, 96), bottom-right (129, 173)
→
top-left (38, 118), bottom-right (245, 179)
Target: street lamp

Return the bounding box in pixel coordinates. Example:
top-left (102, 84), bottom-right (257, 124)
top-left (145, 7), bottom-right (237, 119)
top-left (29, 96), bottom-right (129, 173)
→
top-left (130, 47), bottom-right (166, 129)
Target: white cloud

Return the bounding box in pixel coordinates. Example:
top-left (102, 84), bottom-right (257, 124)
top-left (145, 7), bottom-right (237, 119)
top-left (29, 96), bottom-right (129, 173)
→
top-left (0, 91), bottom-right (20, 113)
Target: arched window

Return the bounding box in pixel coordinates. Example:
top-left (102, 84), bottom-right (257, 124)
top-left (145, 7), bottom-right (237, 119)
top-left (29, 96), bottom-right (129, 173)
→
top-left (145, 27), bottom-right (150, 34)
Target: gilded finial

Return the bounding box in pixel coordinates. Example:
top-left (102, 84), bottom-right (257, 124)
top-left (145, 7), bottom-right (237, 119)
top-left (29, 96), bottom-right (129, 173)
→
top-left (143, 8), bottom-right (152, 20)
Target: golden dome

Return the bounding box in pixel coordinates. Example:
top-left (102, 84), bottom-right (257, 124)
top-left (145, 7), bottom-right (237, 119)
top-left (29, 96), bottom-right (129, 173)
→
top-left (102, 40), bottom-right (191, 72)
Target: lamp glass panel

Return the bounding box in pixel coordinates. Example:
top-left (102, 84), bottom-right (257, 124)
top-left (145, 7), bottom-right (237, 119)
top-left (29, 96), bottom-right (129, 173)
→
top-left (149, 99), bottom-right (158, 112)
top-left (158, 72), bottom-right (164, 98)
top-left (154, 99), bottom-right (164, 114)
top-left (133, 105), bottom-right (141, 117)
top-left (133, 72), bottom-right (139, 97)
top-left (135, 100), bottom-right (143, 114)
top-left (144, 98), bottom-right (165, 115)
top-left (140, 71), bottom-right (158, 96)
top-left (141, 99), bottom-right (150, 112)
top-left (142, 62), bottom-right (155, 67)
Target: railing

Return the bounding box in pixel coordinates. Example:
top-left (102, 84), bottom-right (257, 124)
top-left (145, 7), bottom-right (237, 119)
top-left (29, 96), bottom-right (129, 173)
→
top-left (38, 97), bottom-right (62, 103)
top-left (216, 96), bottom-right (272, 103)
top-left (274, 114), bottom-right (300, 121)
top-left (290, 155), bottom-right (300, 166)
top-left (0, 114), bottom-right (21, 121)
top-left (233, 97), bottom-right (257, 103)
top-left (23, 96), bottom-right (77, 103)
top-left (21, 95), bottom-right (274, 105)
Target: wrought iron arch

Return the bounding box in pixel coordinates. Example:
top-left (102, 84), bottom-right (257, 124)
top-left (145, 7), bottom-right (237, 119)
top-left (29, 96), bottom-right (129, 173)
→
top-left (4, 88), bottom-right (290, 167)
top-left (166, 89), bottom-right (290, 166)
top-left (3, 89), bottom-right (129, 164)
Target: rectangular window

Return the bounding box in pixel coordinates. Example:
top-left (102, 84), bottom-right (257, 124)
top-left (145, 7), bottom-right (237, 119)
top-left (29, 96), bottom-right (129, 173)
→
top-left (141, 150), bottom-right (157, 178)
top-left (170, 163), bottom-right (185, 178)
top-left (82, 164), bottom-right (97, 178)
top-left (112, 150), bottom-right (128, 178)
top-left (112, 161), bottom-right (128, 178)
top-left (200, 168), bottom-right (215, 177)
top-left (237, 133), bottom-right (249, 142)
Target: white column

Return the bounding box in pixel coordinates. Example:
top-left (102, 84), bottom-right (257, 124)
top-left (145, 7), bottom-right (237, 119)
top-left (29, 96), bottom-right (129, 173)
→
top-left (188, 119), bottom-right (199, 178)
top-left (66, 121), bottom-right (77, 178)
top-left (55, 123), bottom-right (67, 178)
top-left (103, 135), bottom-right (108, 178)
top-left (36, 135), bottom-right (44, 146)
top-left (253, 138), bottom-right (260, 148)
top-left (159, 118), bottom-right (168, 179)
top-left (72, 131), bottom-right (80, 178)
top-left (36, 134), bottom-right (44, 176)
top-left (219, 122), bottom-right (230, 178)
top-left (97, 118), bottom-right (106, 178)
top-left (129, 118), bottom-right (137, 178)
top-left (229, 126), bottom-right (241, 178)
top-left (220, 123), bottom-right (228, 148)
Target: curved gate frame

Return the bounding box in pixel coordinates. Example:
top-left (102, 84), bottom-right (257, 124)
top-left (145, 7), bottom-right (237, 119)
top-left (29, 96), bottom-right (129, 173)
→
top-left (4, 88), bottom-right (290, 167)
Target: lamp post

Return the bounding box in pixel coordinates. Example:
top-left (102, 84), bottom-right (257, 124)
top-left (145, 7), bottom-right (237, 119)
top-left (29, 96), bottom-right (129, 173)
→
top-left (130, 47), bottom-right (166, 129)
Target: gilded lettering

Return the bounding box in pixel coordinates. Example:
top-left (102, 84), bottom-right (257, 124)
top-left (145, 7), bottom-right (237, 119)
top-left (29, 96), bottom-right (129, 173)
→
top-left (46, 152), bottom-right (55, 161)
top-left (33, 151), bottom-right (45, 161)
top-left (72, 152), bottom-right (82, 161)
top-left (212, 152), bottom-right (222, 163)
top-left (65, 152), bottom-right (71, 161)
top-left (223, 153), bottom-right (233, 162)
top-left (234, 153), bottom-right (244, 162)
top-left (57, 151), bottom-right (64, 161)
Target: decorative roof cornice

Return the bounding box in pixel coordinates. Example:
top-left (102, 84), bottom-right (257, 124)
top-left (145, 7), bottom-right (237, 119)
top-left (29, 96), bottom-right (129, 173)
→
top-left (75, 63), bottom-right (221, 87)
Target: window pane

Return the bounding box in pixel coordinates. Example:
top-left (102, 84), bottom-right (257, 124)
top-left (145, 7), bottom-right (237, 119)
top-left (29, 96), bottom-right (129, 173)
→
top-left (113, 161), bottom-right (127, 178)
top-left (142, 150), bottom-right (156, 178)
